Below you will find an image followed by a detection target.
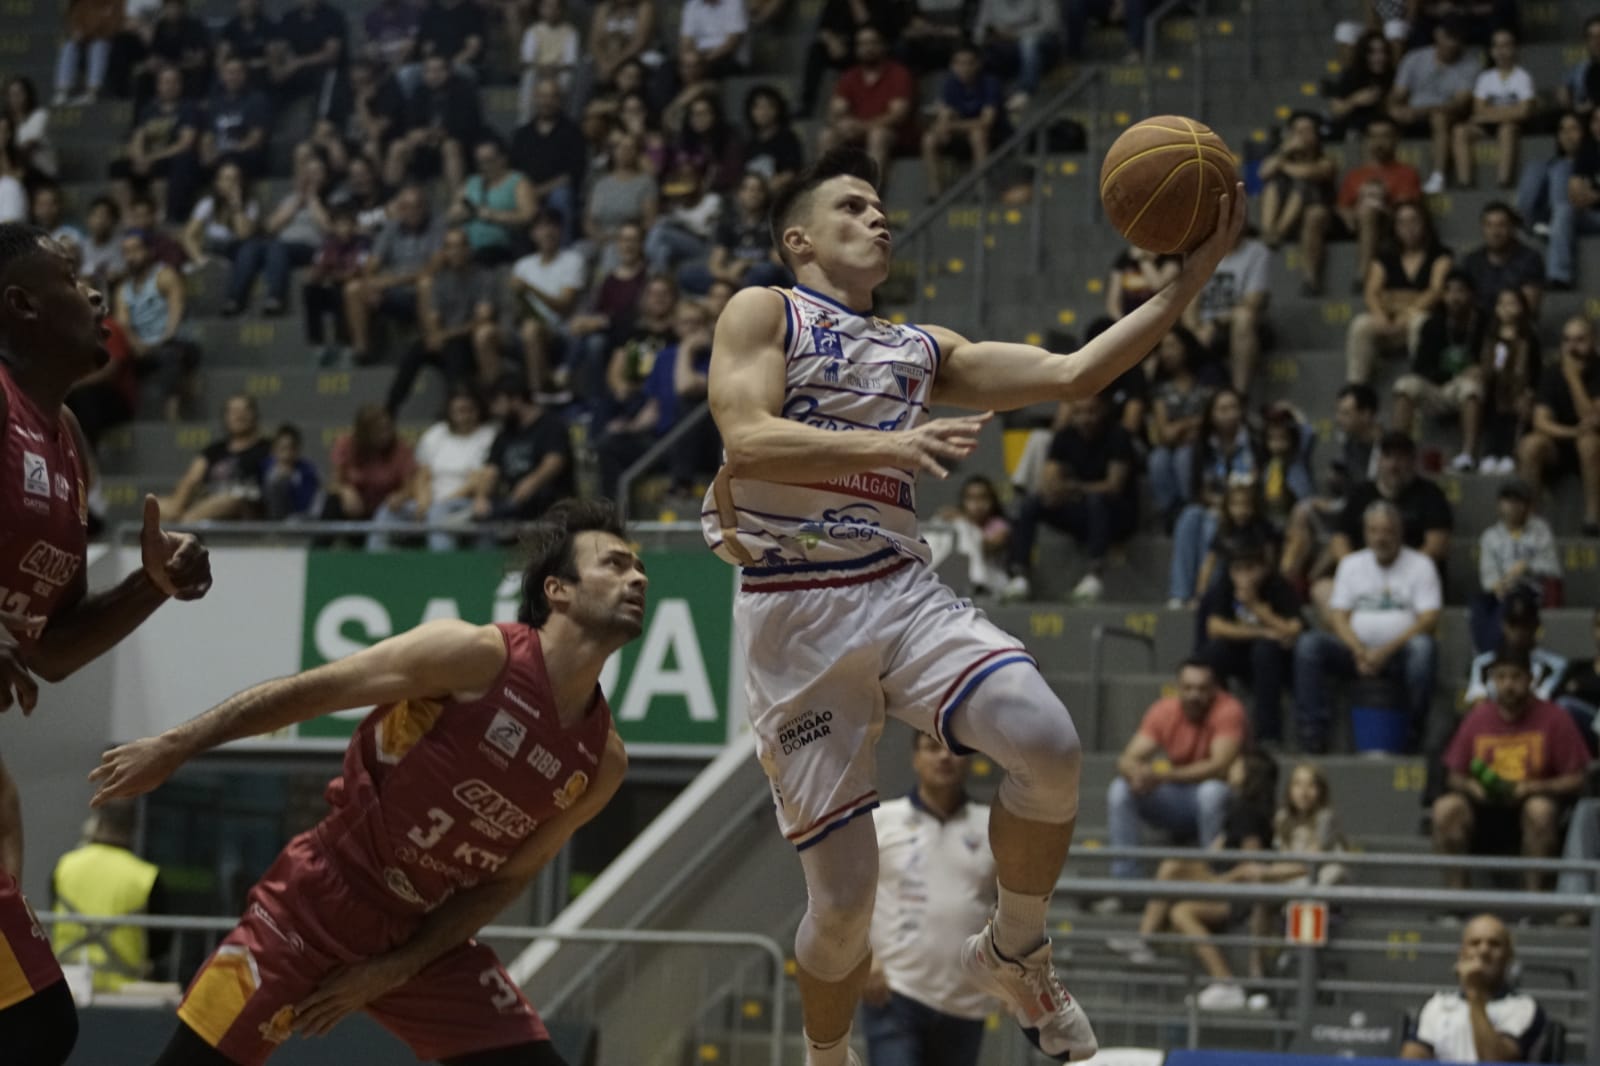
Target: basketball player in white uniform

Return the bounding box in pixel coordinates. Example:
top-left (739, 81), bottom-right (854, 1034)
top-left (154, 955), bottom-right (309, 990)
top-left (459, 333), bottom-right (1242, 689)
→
top-left (703, 146), bottom-right (1245, 1065)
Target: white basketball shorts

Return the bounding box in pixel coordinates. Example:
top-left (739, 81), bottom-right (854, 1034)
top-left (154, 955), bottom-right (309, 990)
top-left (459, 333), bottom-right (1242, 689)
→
top-left (734, 559), bottom-right (1036, 850)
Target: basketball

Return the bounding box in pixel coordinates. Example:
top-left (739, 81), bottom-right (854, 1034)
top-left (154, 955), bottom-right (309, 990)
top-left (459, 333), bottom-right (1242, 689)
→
top-left (1098, 115), bottom-right (1239, 255)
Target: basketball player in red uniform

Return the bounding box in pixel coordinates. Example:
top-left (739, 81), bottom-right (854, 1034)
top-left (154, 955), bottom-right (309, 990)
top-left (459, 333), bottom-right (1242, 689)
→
top-left (90, 499), bottom-right (641, 1066)
top-left (0, 222), bottom-right (212, 1065)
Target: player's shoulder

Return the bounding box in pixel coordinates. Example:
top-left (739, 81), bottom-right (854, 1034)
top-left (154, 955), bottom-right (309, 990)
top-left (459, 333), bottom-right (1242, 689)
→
top-left (716, 286), bottom-right (794, 346)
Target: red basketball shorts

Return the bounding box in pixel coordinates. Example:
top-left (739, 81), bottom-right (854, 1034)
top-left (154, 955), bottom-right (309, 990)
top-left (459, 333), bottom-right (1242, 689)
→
top-left (0, 867), bottom-right (62, 1012)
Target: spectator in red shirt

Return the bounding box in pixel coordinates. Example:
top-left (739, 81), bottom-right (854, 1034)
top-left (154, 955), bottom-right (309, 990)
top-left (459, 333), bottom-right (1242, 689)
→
top-left (321, 404), bottom-right (416, 523)
top-left (65, 314), bottom-right (138, 452)
top-left (1336, 117), bottom-right (1424, 287)
top-left (818, 26), bottom-right (916, 186)
top-left (1433, 647), bottom-right (1591, 891)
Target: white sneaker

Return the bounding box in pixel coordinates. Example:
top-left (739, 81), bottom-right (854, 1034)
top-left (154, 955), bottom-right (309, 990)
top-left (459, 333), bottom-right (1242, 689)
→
top-left (1496, 456), bottom-right (1517, 474)
top-left (1070, 572), bottom-right (1103, 604)
top-left (1087, 896), bottom-right (1123, 916)
top-left (1106, 936), bottom-right (1158, 966)
top-left (1192, 982), bottom-right (1248, 1010)
top-left (962, 922), bottom-right (1099, 1061)
top-left (1164, 597), bottom-right (1185, 610)
top-left (1002, 574), bottom-right (1032, 602)
top-left (1246, 992), bottom-right (1272, 1011)
top-left (1478, 454), bottom-right (1499, 474)
top-left (1450, 452), bottom-right (1474, 472)
top-left (1423, 171), bottom-right (1446, 195)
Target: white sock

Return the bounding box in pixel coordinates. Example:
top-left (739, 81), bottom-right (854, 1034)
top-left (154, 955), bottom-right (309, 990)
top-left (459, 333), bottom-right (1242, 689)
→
top-left (805, 1029), bottom-right (851, 1066)
top-left (993, 883), bottom-right (1050, 959)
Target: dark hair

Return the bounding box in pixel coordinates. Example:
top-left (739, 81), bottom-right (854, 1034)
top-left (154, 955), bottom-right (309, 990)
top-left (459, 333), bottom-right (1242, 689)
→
top-left (474, 132), bottom-right (507, 157)
top-left (1502, 587), bottom-right (1541, 630)
top-left (1233, 750), bottom-right (1280, 828)
top-left (491, 373), bottom-right (532, 404)
top-left (952, 40), bottom-right (981, 61)
top-left (1481, 200), bottom-right (1518, 224)
top-left (1490, 646), bottom-right (1533, 675)
top-left (1388, 199), bottom-right (1440, 255)
top-left (1223, 534), bottom-right (1269, 569)
top-left (128, 193), bottom-right (158, 215)
top-left (1156, 323), bottom-right (1204, 378)
top-left (1587, 13), bottom-right (1600, 33)
top-left (1177, 656), bottom-right (1217, 678)
top-left (744, 84), bottom-right (791, 130)
top-left (1443, 267), bottom-right (1475, 290)
top-left (959, 474), bottom-right (1001, 520)
top-left (329, 203), bottom-right (357, 225)
top-left (5, 76), bottom-right (38, 119)
top-left (92, 798), bottom-right (139, 844)
top-left (0, 221), bottom-right (53, 289)
top-left (1190, 387), bottom-right (1251, 498)
top-left (442, 383), bottom-right (485, 423)
top-left (274, 422), bottom-right (303, 447)
top-left (1337, 382), bottom-right (1378, 413)
top-left (88, 195), bottom-right (120, 222)
top-left (532, 207), bottom-right (564, 229)
top-left (1378, 428), bottom-right (1416, 455)
top-left (350, 403), bottom-right (395, 462)
top-left (517, 498), bottom-right (630, 626)
top-left (769, 145), bottom-right (880, 268)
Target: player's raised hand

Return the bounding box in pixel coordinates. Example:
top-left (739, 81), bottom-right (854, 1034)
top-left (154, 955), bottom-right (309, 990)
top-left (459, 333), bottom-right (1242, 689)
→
top-left (1178, 181), bottom-right (1249, 282)
top-left (293, 957), bottom-right (413, 1037)
top-left (140, 494), bottom-right (213, 601)
top-left (0, 610), bottom-right (43, 715)
top-left (87, 734), bottom-right (187, 806)
top-left (894, 411), bottom-right (992, 478)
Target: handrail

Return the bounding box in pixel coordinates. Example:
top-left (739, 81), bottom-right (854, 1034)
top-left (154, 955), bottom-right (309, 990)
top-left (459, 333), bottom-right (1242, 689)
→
top-left (615, 402), bottom-right (716, 524)
top-left (1088, 624), bottom-right (1156, 747)
top-left (34, 913), bottom-right (789, 1066)
top-left (1071, 843), bottom-right (1600, 874)
top-left (1140, 0), bottom-right (1208, 118)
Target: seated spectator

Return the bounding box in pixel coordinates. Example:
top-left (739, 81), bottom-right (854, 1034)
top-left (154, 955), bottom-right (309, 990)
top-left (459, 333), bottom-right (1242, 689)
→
top-left (125, 194), bottom-right (188, 272)
top-left (345, 185), bottom-right (439, 365)
top-left (1336, 117), bottom-right (1423, 286)
top-left (55, 0), bottom-right (120, 106)
top-left (1281, 384), bottom-right (1382, 596)
top-left (407, 0), bottom-right (488, 88)
top-left (818, 27), bottom-right (916, 187)
top-left (1517, 315), bottom-right (1600, 536)
top-left (613, 89), bottom-right (670, 175)
top-left (66, 314), bottom-right (138, 452)
top-left (217, 0), bottom-right (278, 88)
top-left (31, 183), bottom-right (84, 250)
top-left (897, 0), bottom-right (972, 73)
top-left (1259, 111), bottom-right (1336, 295)
top-left (1407, 0), bottom-right (1517, 49)
top-left (362, 0), bottom-right (420, 74)
top-left (938, 475), bottom-right (1012, 596)
top-left (1459, 201), bottom-right (1543, 319)
top-left (1062, 0), bottom-right (1145, 64)
top-left (115, 228), bottom-right (198, 422)
top-left (1145, 328), bottom-right (1214, 522)
top-left (1472, 482), bottom-right (1562, 654)
top-left (518, 0), bottom-right (580, 117)
top-left (1401, 915), bottom-right (1550, 1060)
top-left (1182, 226), bottom-right (1271, 395)
top-left (1169, 388), bottom-right (1258, 607)
top-left (1103, 659), bottom-right (1247, 888)
top-left (1003, 393), bottom-right (1138, 604)
top-left (510, 77), bottom-right (587, 243)
top-left (1561, 14), bottom-right (1600, 116)
top-left (1392, 269), bottom-right (1483, 470)
top-left (262, 423), bottom-right (321, 520)
top-left (743, 85), bottom-right (803, 193)
top-left (1328, 29), bottom-right (1398, 137)
top-left (7, 77), bottom-right (57, 180)
top-left (974, 0), bottom-right (1057, 111)
top-left (657, 42), bottom-right (720, 136)
top-left (303, 205), bottom-right (369, 365)
top-left (1477, 286), bottom-right (1541, 473)
top-left (679, 0), bottom-right (748, 77)
top-left (586, 133), bottom-right (659, 254)
top-left (472, 377), bottom-right (574, 525)
top-left (157, 394), bottom-right (269, 521)
top-left (387, 54), bottom-right (482, 193)
top-left (386, 227), bottom-right (497, 415)
top-left (1555, 609), bottom-right (1600, 757)
top-left (568, 222), bottom-right (650, 408)
top-left (181, 161), bottom-right (258, 269)
top-left (329, 58), bottom-right (407, 172)
top-left (1515, 110), bottom-right (1582, 236)
top-left (0, 124), bottom-right (23, 225)
top-left (1193, 479), bottom-right (1281, 607)
top-left (1433, 650), bottom-right (1589, 891)
top-left (1466, 589), bottom-right (1567, 707)
top-left (106, 0), bottom-right (160, 103)
top-left (1389, 20), bottom-right (1479, 196)
top-left (132, 0), bottom-right (211, 109)
top-left (644, 164), bottom-right (722, 274)
top-left (1331, 429), bottom-right (1453, 577)
top-left (108, 64), bottom-right (202, 224)
top-left (1112, 752), bottom-right (1280, 1011)
top-left (1293, 500), bottom-right (1441, 754)
top-left (1545, 105), bottom-right (1600, 291)
top-left (328, 156), bottom-right (392, 240)
top-left (321, 405), bottom-right (415, 525)
top-left (368, 386), bottom-right (498, 551)
top-left (682, 173), bottom-right (784, 294)
top-left (450, 136), bottom-right (537, 267)
top-left (79, 195), bottom-right (126, 288)
top-left (659, 297), bottom-right (721, 493)
top-left (269, 0), bottom-right (347, 116)
top-left (1200, 537), bottom-right (1303, 744)
top-left (591, 272), bottom-right (678, 425)
top-left (223, 148), bottom-right (329, 315)
top-left (673, 94), bottom-right (745, 193)
top-left (1103, 244), bottom-right (1180, 326)
top-left (199, 57), bottom-right (270, 179)
top-left (1456, 29), bottom-right (1536, 190)
top-left (1346, 201), bottom-right (1452, 386)
top-left (1259, 404), bottom-right (1316, 529)
top-left (799, 0), bottom-right (903, 116)
top-left (921, 43), bottom-right (1008, 203)
top-left (509, 209), bottom-right (587, 398)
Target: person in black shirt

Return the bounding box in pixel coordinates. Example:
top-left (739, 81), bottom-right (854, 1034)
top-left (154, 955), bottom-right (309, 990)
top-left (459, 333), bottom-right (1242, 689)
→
top-left (510, 77), bottom-right (588, 243)
top-left (1198, 537), bottom-right (1304, 745)
top-left (385, 55), bottom-right (481, 191)
top-left (200, 57), bottom-right (272, 178)
top-left (216, 0), bottom-right (278, 90)
top-left (1548, 106), bottom-right (1600, 289)
top-left (326, 58), bottom-right (407, 168)
top-left (130, 0), bottom-right (211, 110)
top-left (1392, 269), bottom-right (1485, 471)
top-left (1005, 393), bottom-right (1138, 603)
top-left (269, 0), bottom-right (348, 116)
top-left (108, 65), bottom-right (204, 224)
top-left (680, 173), bottom-right (787, 294)
top-left (474, 377), bottom-right (574, 525)
top-left (407, 0), bottom-right (489, 86)
top-left (1555, 608), bottom-right (1600, 755)
top-left (1459, 201), bottom-right (1543, 318)
top-left (1333, 430), bottom-right (1453, 566)
top-left (158, 394), bottom-right (272, 522)
top-left (1518, 315), bottom-right (1600, 534)
top-left (798, 0), bottom-right (904, 116)
top-left (743, 85), bottom-right (804, 193)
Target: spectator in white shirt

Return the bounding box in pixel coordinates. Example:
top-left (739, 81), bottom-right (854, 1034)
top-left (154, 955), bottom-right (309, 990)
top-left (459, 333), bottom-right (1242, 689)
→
top-left (7, 77), bottom-right (57, 179)
top-left (862, 732), bottom-right (995, 1066)
top-left (1456, 28), bottom-right (1537, 190)
top-left (1390, 19), bottom-right (1479, 195)
top-left (679, 0), bottom-right (748, 76)
top-left (1400, 914), bottom-right (1549, 1063)
top-left (518, 0), bottom-right (581, 117)
top-left (367, 385), bottom-right (499, 551)
top-left (1292, 500), bottom-right (1442, 754)
top-left (508, 209), bottom-right (588, 400)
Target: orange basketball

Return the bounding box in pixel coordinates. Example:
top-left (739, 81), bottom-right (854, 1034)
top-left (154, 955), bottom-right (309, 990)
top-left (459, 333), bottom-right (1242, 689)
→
top-left (1098, 115), bottom-right (1238, 255)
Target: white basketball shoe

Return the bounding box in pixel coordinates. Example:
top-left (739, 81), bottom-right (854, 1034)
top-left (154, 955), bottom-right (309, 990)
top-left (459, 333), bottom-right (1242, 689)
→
top-left (961, 921), bottom-right (1099, 1062)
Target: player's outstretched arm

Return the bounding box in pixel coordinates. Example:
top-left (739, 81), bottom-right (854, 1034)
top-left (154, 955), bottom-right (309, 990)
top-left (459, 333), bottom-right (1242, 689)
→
top-left (709, 287), bottom-right (989, 481)
top-left (88, 619), bottom-right (507, 805)
top-left (291, 729), bottom-right (630, 1036)
top-left (928, 184), bottom-right (1248, 412)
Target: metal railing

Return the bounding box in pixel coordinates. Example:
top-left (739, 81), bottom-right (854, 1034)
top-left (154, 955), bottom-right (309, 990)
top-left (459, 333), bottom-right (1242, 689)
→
top-left (615, 403), bottom-right (715, 524)
top-left (1087, 623), bottom-right (1157, 746)
top-left (35, 912), bottom-right (789, 1066)
top-left (1142, 0), bottom-right (1209, 118)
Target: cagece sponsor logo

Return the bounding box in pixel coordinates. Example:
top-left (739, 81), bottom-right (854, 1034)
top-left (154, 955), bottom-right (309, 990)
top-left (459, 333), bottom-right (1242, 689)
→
top-left (452, 778), bottom-right (538, 837)
top-left (777, 709), bottom-right (833, 755)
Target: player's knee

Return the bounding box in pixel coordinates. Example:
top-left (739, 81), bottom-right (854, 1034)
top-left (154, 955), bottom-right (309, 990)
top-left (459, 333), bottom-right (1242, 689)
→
top-left (796, 891), bottom-right (874, 982)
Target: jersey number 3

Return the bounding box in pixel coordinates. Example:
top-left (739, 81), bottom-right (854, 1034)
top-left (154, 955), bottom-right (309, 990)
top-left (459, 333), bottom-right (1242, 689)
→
top-left (407, 808), bottom-right (456, 850)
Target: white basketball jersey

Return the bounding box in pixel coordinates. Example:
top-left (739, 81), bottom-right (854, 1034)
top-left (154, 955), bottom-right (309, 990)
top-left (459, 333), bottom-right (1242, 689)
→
top-left (702, 285), bottom-right (941, 589)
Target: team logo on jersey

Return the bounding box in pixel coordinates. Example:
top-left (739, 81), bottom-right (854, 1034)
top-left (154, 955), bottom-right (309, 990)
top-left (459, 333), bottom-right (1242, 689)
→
top-left (484, 709), bottom-right (528, 759)
top-left (810, 326), bottom-right (843, 357)
top-left (21, 451), bottom-right (48, 497)
top-left (452, 779), bottom-right (538, 837)
top-left (823, 360), bottom-right (842, 383)
top-left (553, 770), bottom-right (589, 810)
top-left (19, 540), bottom-right (80, 588)
top-left (259, 1006), bottom-right (296, 1044)
top-left (890, 362), bottom-right (926, 401)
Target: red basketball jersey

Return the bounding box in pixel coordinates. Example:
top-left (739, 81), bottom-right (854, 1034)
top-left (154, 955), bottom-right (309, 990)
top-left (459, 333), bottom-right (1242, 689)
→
top-left (315, 623), bottom-right (613, 912)
top-left (0, 365), bottom-right (88, 647)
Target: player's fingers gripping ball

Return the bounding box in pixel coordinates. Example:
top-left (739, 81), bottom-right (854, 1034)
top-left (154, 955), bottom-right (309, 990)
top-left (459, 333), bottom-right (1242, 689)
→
top-left (1099, 114), bottom-right (1239, 254)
